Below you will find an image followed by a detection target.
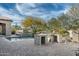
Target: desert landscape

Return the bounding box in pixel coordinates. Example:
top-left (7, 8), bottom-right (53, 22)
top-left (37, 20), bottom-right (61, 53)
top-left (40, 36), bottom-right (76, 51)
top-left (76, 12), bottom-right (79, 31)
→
top-left (0, 3), bottom-right (79, 56)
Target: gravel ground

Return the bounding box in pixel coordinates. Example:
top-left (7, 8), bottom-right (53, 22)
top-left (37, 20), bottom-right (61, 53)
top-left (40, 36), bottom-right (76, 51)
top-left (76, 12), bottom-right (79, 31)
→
top-left (0, 37), bottom-right (78, 56)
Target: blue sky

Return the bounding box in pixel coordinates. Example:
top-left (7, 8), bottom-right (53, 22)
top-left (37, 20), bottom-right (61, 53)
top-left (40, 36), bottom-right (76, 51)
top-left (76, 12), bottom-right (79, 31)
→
top-left (0, 3), bottom-right (71, 25)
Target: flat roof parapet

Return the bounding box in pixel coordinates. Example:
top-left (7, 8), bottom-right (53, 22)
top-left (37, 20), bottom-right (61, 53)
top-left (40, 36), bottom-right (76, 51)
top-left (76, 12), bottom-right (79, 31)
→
top-left (0, 16), bottom-right (12, 22)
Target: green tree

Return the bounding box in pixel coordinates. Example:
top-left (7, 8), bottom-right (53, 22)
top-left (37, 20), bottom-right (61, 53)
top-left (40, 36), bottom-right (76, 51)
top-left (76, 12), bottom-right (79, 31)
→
top-left (48, 18), bottom-right (61, 33)
top-left (48, 15), bottom-right (69, 36)
top-left (22, 16), bottom-right (47, 35)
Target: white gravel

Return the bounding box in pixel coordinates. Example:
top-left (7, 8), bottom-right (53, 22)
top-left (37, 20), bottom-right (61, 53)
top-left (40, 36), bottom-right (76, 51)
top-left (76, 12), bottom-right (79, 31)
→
top-left (0, 37), bottom-right (78, 56)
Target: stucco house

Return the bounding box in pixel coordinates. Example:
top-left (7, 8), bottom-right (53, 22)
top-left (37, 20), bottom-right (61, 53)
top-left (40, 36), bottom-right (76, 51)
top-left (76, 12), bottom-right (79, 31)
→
top-left (34, 30), bottom-right (73, 45)
top-left (0, 16), bottom-right (12, 36)
top-left (34, 31), bottom-right (63, 45)
top-left (34, 32), bottom-right (52, 45)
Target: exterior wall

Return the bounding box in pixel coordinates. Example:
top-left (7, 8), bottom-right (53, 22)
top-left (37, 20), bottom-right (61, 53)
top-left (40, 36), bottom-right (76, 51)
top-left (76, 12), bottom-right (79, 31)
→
top-left (51, 34), bottom-right (71, 43)
top-left (47, 35), bottom-right (52, 43)
top-left (34, 35), bottom-right (41, 45)
top-left (72, 32), bottom-right (79, 42)
top-left (68, 30), bottom-right (73, 38)
top-left (34, 31), bottom-right (79, 45)
top-left (0, 20), bottom-right (11, 36)
top-left (68, 30), bottom-right (79, 42)
top-left (51, 34), bottom-right (62, 43)
top-left (45, 35), bottom-right (51, 44)
top-left (34, 34), bottom-right (52, 45)
top-left (6, 22), bottom-right (11, 36)
top-left (56, 34), bottom-right (61, 43)
top-left (34, 33), bottom-right (70, 45)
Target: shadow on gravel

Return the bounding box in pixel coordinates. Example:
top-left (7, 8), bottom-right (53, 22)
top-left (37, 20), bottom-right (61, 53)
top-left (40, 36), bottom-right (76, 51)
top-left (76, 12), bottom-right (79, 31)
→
top-left (74, 48), bottom-right (79, 56)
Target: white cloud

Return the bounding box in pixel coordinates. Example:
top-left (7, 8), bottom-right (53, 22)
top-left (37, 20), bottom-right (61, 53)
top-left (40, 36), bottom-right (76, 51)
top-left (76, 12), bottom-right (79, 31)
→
top-left (0, 3), bottom-right (71, 25)
top-left (16, 3), bottom-right (37, 15)
top-left (16, 3), bottom-right (70, 20)
top-left (0, 6), bottom-right (24, 25)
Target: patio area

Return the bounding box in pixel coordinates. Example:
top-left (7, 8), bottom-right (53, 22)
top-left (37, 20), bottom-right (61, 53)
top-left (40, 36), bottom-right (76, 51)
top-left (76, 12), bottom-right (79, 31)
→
top-left (0, 37), bottom-right (78, 56)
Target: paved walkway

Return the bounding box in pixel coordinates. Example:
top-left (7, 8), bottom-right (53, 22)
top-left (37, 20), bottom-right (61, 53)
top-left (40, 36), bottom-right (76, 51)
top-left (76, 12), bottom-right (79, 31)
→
top-left (0, 37), bottom-right (78, 56)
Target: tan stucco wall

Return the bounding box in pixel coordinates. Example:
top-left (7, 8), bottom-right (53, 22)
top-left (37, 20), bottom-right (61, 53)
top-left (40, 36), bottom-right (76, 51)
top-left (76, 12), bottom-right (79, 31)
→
top-left (0, 20), bottom-right (11, 36)
top-left (34, 34), bottom-right (52, 45)
top-left (68, 30), bottom-right (79, 42)
top-left (72, 32), bottom-right (79, 42)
